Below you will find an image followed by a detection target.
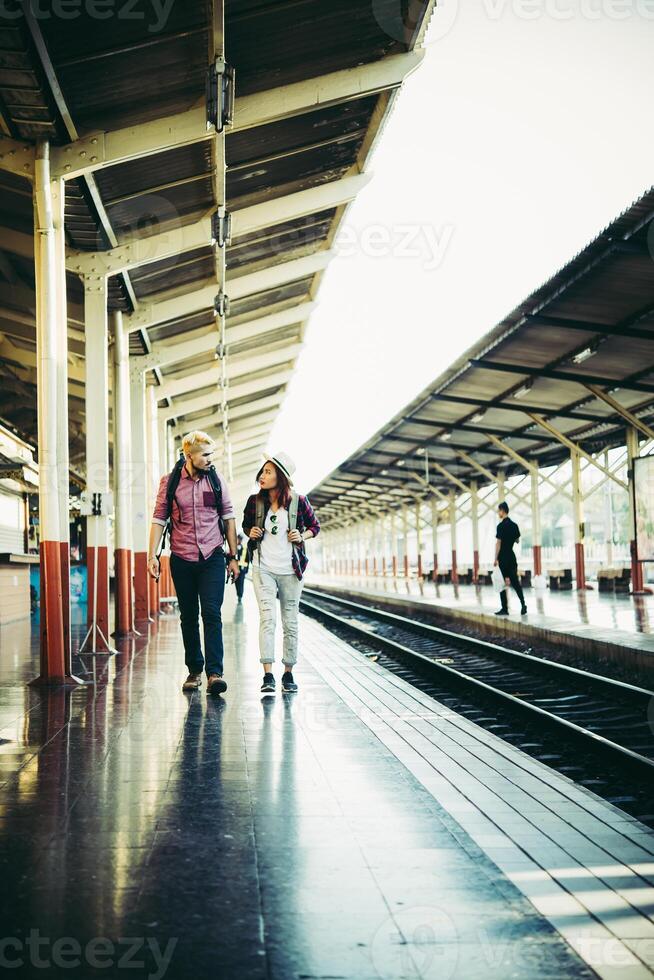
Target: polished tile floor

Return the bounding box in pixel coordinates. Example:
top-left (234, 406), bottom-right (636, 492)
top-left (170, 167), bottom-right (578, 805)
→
top-left (0, 588), bottom-right (597, 979)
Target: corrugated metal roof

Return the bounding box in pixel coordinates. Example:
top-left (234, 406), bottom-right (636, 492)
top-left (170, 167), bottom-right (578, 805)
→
top-left (0, 0), bottom-right (435, 472)
top-left (311, 187), bottom-right (654, 523)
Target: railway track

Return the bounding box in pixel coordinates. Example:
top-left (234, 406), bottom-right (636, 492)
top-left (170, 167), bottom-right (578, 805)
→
top-left (300, 587), bottom-right (654, 791)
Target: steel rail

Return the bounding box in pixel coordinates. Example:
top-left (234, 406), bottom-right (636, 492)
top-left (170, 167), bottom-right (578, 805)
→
top-left (300, 588), bottom-right (654, 779)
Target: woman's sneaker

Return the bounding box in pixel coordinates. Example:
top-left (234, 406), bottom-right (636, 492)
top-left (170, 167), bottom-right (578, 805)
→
top-left (281, 671), bottom-right (298, 693)
top-left (261, 673), bottom-right (275, 694)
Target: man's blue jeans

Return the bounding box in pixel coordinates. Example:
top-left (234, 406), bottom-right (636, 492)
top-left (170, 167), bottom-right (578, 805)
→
top-left (170, 549), bottom-right (226, 676)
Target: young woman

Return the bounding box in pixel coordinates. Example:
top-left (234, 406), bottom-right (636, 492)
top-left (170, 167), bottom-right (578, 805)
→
top-left (242, 452), bottom-right (320, 694)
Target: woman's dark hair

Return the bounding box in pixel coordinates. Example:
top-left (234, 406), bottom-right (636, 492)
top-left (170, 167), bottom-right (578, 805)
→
top-left (255, 461), bottom-right (292, 511)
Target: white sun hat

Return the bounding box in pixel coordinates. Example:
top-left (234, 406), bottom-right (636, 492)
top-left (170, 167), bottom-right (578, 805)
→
top-left (262, 451), bottom-right (296, 485)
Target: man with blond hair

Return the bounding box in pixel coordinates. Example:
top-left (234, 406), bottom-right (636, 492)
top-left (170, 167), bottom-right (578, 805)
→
top-left (148, 430), bottom-right (239, 695)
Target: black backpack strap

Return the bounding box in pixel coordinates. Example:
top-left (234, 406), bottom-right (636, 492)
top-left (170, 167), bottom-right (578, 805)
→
top-left (165, 455), bottom-right (186, 517)
top-left (207, 465), bottom-right (227, 544)
top-left (156, 455), bottom-right (185, 559)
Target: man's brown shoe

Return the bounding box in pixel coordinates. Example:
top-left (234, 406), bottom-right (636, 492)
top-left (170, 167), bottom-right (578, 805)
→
top-left (207, 674), bottom-right (227, 695)
top-left (182, 672), bottom-right (202, 692)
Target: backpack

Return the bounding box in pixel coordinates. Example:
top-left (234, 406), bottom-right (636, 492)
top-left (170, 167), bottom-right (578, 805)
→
top-left (156, 454), bottom-right (225, 558)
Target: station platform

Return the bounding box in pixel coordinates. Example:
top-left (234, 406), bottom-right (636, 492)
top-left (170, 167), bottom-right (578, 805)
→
top-left (306, 574), bottom-right (654, 683)
top-left (1, 587), bottom-right (654, 979)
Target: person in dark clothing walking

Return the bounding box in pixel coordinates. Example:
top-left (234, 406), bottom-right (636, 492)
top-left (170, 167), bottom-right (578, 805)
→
top-left (494, 502), bottom-right (527, 616)
top-left (234, 533), bottom-right (248, 603)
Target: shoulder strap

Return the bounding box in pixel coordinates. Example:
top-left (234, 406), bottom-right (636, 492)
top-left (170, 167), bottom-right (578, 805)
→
top-left (289, 491), bottom-right (299, 531)
top-left (207, 465), bottom-right (223, 507)
top-left (165, 455), bottom-right (186, 518)
top-left (255, 494), bottom-right (265, 529)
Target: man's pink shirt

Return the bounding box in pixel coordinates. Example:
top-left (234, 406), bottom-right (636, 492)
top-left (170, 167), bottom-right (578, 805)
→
top-left (152, 467), bottom-right (235, 561)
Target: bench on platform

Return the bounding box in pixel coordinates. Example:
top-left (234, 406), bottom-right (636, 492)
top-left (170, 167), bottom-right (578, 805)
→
top-left (597, 566), bottom-right (631, 593)
top-left (549, 567), bottom-right (573, 590)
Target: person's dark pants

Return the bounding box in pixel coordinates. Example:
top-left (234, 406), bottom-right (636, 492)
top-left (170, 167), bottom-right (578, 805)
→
top-left (170, 549), bottom-right (226, 676)
top-left (235, 564), bottom-right (247, 601)
top-left (499, 555), bottom-right (525, 611)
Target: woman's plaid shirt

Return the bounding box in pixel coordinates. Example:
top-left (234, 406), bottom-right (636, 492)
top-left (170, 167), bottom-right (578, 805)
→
top-left (242, 493), bottom-right (320, 580)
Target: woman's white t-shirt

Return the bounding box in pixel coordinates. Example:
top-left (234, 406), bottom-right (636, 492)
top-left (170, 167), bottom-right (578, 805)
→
top-left (259, 506), bottom-right (294, 575)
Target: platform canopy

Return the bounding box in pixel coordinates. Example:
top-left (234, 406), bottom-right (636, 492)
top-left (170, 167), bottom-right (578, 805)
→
top-left (311, 188), bottom-right (654, 526)
top-left (0, 0), bottom-right (434, 496)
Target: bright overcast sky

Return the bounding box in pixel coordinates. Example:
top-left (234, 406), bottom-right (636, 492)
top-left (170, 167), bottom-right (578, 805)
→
top-left (267, 2), bottom-right (654, 494)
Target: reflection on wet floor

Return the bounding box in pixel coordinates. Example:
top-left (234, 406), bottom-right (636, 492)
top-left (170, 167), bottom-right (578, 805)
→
top-left (0, 589), bottom-right (598, 979)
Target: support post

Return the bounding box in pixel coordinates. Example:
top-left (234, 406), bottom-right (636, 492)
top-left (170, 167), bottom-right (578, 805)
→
top-left (497, 470), bottom-right (505, 505)
top-left (626, 428), bottom-right (647, 594)
top-left (531, 466), bottom-right (542, 576)
top-left (52, 174), bottom-right (73, 669)
top-left (146, 385), bottom-right (161, 615)
top-left (32, 141), bottom-right (66, 684)
top-left (82, 275), bottom-right (112, 652)
top-left (415, 499), bottom-right (423, 579)
top-left (571, 450), bottom-right (588, 589)
top-left (449, 490), bottom-right (458, 584)
top-left (431, 497), bottom-right (438, 580)
top-left (113, 310), bottom-right (134, 635)
top-left (130, 366), bottom-right (150, 621)
top-left (391, 511), bottom-right (398, 578)
top-left (402, 504), bottom-right (409, 577)
top-left (471, 480), bottom-right (480, 583)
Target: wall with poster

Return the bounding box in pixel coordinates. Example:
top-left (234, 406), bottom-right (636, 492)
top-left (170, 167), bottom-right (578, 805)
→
top-left (634, 455), bottom-right (654, 561)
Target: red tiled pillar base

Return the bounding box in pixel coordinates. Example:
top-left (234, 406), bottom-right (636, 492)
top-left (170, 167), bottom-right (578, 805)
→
top-left (473, 549), bottom-right (479, 583)
top-left (630, 541), bottom-right (651, 593)
top-left (575, 541), bottom-right (588, 590)
top-left (148, 571), bottom-right (159, 617)
top-left (134, 551), bottom-right (150, 621)
top-left (60, 540), bottom-right (71, 663)
top-left (433, 552), bottom-right (438, 580)
top-left (403, 555), bottom-right (409, 578)
top-left (87, 545), bottom-right (111, 650)
top-left (38, 539), bottom-right (66, 683)
top-left (392, 556), bottom-right (398, 577)
top-left (114, 548), bottom-right (133, 635)
top-left (160, 555), bottom-right (176, 598)
top-left (451, 550), bottom-right (458, 584)
top-left (417, 555), bottom-right (423, 579)
top-left (533, 544), bottom-right (542, 576)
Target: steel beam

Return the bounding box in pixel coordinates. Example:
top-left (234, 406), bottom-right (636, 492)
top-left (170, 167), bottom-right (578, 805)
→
top-left (471, 358), bottom-right (654, 394)
top-left (526, 313), bottom-right (654, 341)
top-left (526, 413), bottom-right (628, 490)
top-left (127, 252), bottom-right (330, 333)
top-left (0, 135), bottom-right (35, 178)
top-left (232, 174), bottom-right (370, 237)
top-left (156, 343), bottom-right (302, 401)
top-left (49, 53), bottom-right (423, 179)
top-left (584, 384), bottom-right (654, 442)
